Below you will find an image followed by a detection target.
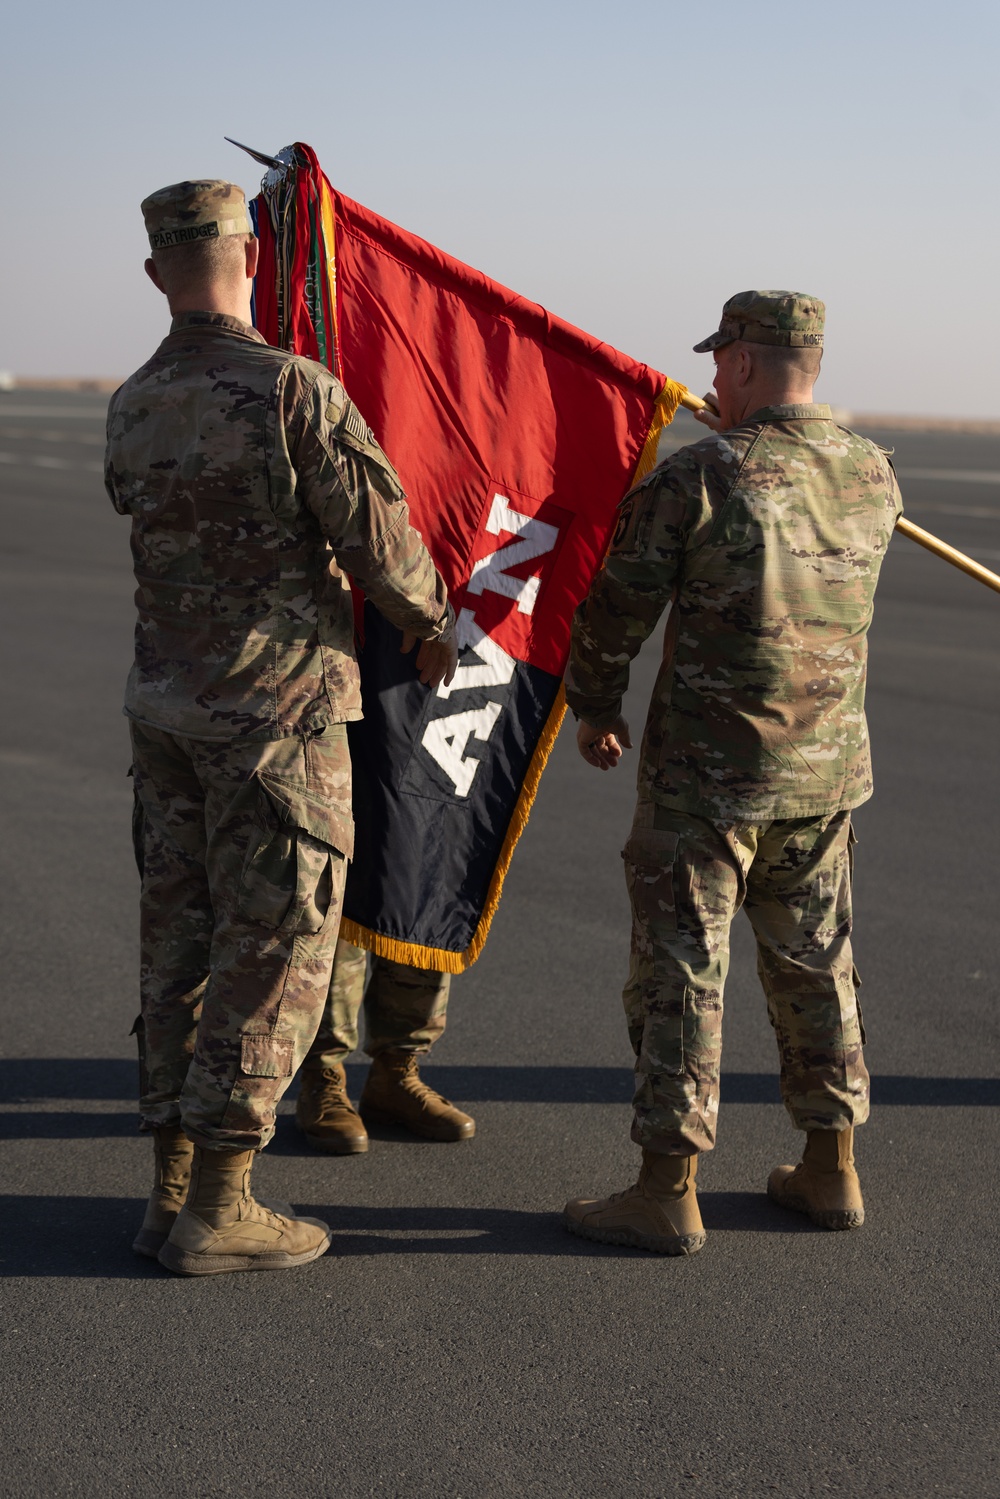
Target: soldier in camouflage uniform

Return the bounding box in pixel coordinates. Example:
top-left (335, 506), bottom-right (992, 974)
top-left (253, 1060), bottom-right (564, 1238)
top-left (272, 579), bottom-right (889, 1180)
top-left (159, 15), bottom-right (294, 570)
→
top-left (295, 941), bottom-right (473, 1152)
top-left (562, 291), bottom-right (902, 1256)
top-left (106, 180), bottom-right (456, 1275)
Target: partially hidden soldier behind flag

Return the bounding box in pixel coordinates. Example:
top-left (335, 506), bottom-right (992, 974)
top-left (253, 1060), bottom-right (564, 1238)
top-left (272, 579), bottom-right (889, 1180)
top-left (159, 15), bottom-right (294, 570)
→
top-left (295, 941), bottom-right (473, 1153)
top-left (562, 291), bottom-right (902, 1256)
top-left (105, 179), bottom-right (457, 1277)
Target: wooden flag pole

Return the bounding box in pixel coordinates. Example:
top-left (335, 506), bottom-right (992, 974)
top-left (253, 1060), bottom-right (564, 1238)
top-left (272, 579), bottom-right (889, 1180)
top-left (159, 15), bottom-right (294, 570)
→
top-left (892, 516), bottom-right (1000, 595)
top-left (676, 388), bottom-right (1000, 596)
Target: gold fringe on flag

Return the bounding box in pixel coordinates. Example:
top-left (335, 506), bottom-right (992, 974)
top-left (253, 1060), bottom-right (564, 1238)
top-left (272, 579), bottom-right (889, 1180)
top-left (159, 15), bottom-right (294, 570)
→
top-left (340, 684), bottom-right (567, 973)
top-left (630, 378), bottom-right (690, 486)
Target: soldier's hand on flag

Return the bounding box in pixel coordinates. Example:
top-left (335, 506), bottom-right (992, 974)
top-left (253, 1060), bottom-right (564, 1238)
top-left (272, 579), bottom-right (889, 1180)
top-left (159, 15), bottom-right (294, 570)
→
top-left (693, 392), bottom-right (723, 432)
top-left (577, 716), bottom-right (632, 770)
top-left (400, 630), bottom-right (459, 689)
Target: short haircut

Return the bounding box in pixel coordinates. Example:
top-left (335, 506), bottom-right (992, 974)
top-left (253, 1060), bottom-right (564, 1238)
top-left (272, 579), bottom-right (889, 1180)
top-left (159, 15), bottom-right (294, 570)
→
top-left (744, 341), bottom-right (823, 380)
top-left (150, 233), bottom-right (251, 296)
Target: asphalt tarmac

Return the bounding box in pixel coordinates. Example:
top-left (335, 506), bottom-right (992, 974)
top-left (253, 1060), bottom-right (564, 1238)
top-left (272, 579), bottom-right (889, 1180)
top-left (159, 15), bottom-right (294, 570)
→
top-left (1, 394), bottom-right (997, 1498)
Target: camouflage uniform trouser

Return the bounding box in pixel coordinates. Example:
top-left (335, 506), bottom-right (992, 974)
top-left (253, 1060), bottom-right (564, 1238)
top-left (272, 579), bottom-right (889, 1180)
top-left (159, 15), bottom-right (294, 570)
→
top-left (623, 801), bottom-right (869, 1155)
top-left (130, 721), bottom-right (351, 1151)
top-left (305, 940), bottom-right (452, 1066)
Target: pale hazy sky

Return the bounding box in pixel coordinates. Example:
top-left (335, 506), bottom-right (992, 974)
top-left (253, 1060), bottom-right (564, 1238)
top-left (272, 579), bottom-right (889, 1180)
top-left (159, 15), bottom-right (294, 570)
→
top-left (2, 0), bottom-right (997, 415)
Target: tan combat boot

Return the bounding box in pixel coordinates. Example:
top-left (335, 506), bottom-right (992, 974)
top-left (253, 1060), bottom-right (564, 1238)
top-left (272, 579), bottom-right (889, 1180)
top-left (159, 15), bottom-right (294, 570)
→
top-left (132, 1123), bottom-right (194, 1259)
top-left (564, 1151), bottom-right (706, 1256)
top-left (296, 1059), bottom-right (369, 1154)
top-left (157, 1147), bottom-right (332, 1276)
top-left (768, 1127), bottom-right (865, 1230)
top-left (359, 1049), bottom-right (475, 1141)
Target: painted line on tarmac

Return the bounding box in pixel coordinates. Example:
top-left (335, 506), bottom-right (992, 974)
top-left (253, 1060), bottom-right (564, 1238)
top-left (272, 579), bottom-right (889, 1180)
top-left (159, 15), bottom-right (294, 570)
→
top-left (895, 541), bottom-right (1000, 562)
top-left (0, 404), bottom-right (109, 418)
top-left (0, 565), bottom-right (132, 592)
top-left (901, 501), bottom-right (998, 520)
top-left (0, 452), bottom-right (103, 474)
top-left (896, 468), bottom-right (1000, 484)
top-left (873, 638), bottom-right (1000, 665)
top-left (0, 427), bottom-right (104, 445)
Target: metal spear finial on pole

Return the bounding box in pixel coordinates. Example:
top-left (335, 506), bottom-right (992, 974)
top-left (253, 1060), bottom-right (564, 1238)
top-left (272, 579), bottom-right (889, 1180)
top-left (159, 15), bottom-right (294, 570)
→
top-left (224, 137), bottom-right (284, 169)
top-left (677, 389), bottom-right (1000, 596)
top-left (225, 137), bottom-right (303, 190)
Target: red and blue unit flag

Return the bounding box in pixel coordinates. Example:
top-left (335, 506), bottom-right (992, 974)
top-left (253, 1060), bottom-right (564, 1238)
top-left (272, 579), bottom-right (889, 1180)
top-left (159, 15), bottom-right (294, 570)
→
top-left (251, 143), bottom-right (688, 969)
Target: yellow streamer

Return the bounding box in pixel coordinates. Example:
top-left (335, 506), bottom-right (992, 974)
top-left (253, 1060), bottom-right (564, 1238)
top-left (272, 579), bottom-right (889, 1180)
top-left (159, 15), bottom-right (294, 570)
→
top-left (317, 177), bottom-right (339, 368)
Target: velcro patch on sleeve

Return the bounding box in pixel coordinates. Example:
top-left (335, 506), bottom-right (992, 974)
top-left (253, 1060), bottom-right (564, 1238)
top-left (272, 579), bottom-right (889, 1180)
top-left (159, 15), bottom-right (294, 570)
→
top-left (342, 403), bottom-right (373, 447)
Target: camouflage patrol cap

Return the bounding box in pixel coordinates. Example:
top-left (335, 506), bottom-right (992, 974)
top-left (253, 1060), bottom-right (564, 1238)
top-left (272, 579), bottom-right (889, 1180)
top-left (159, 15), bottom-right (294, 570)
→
top-left (693, 290), bottom-right (825, 352)
top-left (141, 180), bottom-right (253, 252)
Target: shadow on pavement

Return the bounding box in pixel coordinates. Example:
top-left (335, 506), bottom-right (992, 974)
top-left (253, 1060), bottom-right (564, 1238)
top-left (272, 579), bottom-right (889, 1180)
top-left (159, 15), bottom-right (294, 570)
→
top-left (0, 1058), bottom-right (137, 1101)
top-left (2, 1059), bottom-right (998, 1110)
top-left (0, 1192), bottom-right (808, 1275)
top-left (305, 1196), bottom-right (814, 1248)
top-left (0, 1196), bottom-right (162, 1280)
top-left (0, 1112), bottom-right (136, 1138)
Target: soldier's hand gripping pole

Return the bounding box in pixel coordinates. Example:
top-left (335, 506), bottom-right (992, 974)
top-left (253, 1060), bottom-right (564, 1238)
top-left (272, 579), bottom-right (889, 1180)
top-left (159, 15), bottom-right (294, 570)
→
top-left (679, 389), bottom-right (1000, 598)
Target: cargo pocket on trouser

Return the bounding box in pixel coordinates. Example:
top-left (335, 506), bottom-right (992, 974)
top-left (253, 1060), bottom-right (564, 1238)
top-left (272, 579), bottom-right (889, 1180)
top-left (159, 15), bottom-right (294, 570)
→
top-left (854, 992), bottom-right (867, 1046)
top-left (622, 826), bottom-right (684, 1078)
top-left (623, 818), bottom-right (728, 1151)
top-left (207, 773), bottom-right (354, 1148)
top-left (129, 768), bottom-right (145, 879)
top-left (211, 1033), bottom-right (297, 1150)
top-left (622, 827), bottom-right (679, 933)
top-left (237, 1033), bottom-right (295, 1084)
top-left (845, 821), bottom-right (866, 1046)
top-left (238, 769), bottom-right (354, 938)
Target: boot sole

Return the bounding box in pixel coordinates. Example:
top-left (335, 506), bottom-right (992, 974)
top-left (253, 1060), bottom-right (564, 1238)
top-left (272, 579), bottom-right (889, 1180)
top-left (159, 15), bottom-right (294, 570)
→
top-left (359, 1104), bottom-right (474, 1142)
top-left (767, 1182), bottom-right (864, 1230)
top-left (563, 1213), bottom-right (706, 1256)
top-left (157, 1234), bottom-right (332, 1276)
top-left (296, 1124), bottom-right (369, 1155)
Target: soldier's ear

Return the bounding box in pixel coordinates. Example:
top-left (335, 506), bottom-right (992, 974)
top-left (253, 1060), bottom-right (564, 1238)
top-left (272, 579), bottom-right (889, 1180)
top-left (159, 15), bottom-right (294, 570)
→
top-left (144, 258), bottom-right (167, 297)
top-left (245, 236), bottom-right (260, 281)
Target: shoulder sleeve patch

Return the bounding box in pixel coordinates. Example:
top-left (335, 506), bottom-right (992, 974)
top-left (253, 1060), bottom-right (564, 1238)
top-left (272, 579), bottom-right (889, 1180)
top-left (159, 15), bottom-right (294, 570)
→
top-left (612, 497), bottom-right (635, 548)
top-left (343, 402), bottom-right (373, 447)
top-left (331, 397), bottom-right (405, 495)
top-left (317, 367), bottom-right (348, 427)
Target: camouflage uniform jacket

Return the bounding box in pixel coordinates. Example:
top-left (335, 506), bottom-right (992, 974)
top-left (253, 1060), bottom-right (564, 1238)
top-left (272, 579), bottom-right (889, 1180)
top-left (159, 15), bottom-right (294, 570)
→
top-left (105, 312), bottom-right (450, 740)
top-left (565, 404), bottom-right (903, 819)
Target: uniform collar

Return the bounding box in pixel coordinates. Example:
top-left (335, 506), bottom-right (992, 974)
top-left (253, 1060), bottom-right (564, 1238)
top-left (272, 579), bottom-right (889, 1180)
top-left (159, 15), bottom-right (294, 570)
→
top-left (168, 311), bottom-right (267, 344)
top-left (746, 402), bottom-right (833, 423)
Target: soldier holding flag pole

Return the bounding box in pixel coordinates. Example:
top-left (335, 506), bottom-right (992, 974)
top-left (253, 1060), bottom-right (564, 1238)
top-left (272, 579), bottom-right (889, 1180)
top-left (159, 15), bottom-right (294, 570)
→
top-left (107, 178), bottom-right (457, 1276)
top-left (563, 291), bottom-right (902, 1255)
top-left (113, 151), bottom-right (997, 1273)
